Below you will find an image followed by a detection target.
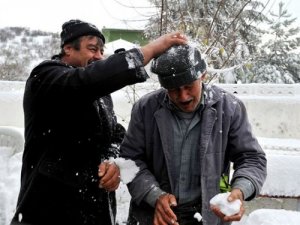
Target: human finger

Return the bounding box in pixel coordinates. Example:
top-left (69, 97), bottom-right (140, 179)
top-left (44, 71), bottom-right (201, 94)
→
top-left (98, 162), bottom-right (107, 177)
top-left (223, 206), bottom-right (245, 222)
top-left (210, 205), bottom-right (225, 219)
top-left (155, 194), bottom-right (177, 224)
top-left (98, 163), bottom-right (120, 190)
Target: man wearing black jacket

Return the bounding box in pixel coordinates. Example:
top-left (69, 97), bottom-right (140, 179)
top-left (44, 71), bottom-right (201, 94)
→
top-left (11, 19), bottom-right (187, 225)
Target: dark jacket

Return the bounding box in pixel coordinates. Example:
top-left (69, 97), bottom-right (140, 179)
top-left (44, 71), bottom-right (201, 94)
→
top-left (11, 49), bottom-right (148, 225)
top-left (120, 84), bottom-right (267, 225)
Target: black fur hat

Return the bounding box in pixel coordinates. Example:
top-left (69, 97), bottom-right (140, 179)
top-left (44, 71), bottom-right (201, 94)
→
top-left (151, 45), bottom-right (206, 89)
top-left (60, 19), bottom-right (105, 47)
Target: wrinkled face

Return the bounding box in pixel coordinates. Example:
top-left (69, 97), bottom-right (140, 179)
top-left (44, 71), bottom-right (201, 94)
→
top-left (63, 36), bottom-right (104, 67)
top-left (167, 78), bottom-right (203, 112)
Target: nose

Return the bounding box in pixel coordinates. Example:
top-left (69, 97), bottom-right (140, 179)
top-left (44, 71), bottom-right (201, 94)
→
top-left (94, 51), bottom-right (105, 60)
top-left (177, 89), bottom-right (190, 101)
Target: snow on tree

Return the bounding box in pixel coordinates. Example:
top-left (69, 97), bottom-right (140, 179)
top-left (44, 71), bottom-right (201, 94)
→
top-left (145, 0), bottom-right (300, 84)
top-left (244, 1), bottom-right (300, 83)
top-left (0, 27), bottom-right (60, 81)
top-left (145, 0), bottom-right (268, 83)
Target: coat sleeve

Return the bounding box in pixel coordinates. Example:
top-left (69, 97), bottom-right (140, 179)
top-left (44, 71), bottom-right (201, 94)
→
top-left (120, 101), bottom-right (161, 205)
top-left (105, 123), bottom-right (126, 159)
top-left (28, 48), bottom-right (148, 101)
top-left (228, 98), bottom-right (267, 200)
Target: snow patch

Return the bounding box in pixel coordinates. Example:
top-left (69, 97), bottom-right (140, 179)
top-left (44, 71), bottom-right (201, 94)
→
top-left (110, 157), bottom-right (140, 184)
top-left (210, 192), bottom-right (241, 216)
top-left (245, 209), bottom-right (300, 225)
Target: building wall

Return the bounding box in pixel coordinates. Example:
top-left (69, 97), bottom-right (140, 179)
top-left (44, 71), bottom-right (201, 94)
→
top-left (102, 28), bottom-right (149, 45)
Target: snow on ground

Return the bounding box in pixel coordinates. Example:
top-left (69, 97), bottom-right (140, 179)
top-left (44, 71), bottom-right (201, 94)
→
top-left (1, 129), bottom-right (300, 225)
top-left (233, 209), bottom-right (300, 225)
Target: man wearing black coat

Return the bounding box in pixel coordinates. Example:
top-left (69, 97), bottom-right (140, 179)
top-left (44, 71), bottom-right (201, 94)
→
top-left (10, 19), bottom-right (187, 225)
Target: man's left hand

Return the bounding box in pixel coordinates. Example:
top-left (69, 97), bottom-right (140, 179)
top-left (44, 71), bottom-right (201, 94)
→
top-left (98, 161), bottom-right (120, 192)
top-left (210, 189), bottom-right (245, 222)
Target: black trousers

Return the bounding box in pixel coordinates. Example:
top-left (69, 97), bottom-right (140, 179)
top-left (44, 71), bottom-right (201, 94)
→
top-left (126, 199), bottom-right (202, 225)
top-left (173, 200), bottom-right (202, 225)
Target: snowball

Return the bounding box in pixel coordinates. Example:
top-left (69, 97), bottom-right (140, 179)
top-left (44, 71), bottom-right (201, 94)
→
top-left (210, 192), bottom-right (241, 216)
top-left (194, 212), bottom-right (202, 222)
top-left (110, 157), bottom-right (140, 184)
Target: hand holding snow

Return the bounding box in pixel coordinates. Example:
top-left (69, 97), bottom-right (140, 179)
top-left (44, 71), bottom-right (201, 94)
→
top-left (210, 192), bottom-right (241, 216)
top-left (110, 157), bottom-right (139, 184)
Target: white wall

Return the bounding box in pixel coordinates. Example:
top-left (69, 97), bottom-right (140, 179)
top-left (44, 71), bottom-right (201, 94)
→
top-left (0, 81), bottom-right (25, 128)
top-left (0, 81), bottom-right (300, 139)
top-left (218, 84), bottom-right (300, 139)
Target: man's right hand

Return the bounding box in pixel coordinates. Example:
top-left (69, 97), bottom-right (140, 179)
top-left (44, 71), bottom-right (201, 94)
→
top-left (98, 161), bottom-right (120, 192)
top-left (141, 32), bottom-right (187, 65)
top-left (153, 193), bottom-right (178, 225)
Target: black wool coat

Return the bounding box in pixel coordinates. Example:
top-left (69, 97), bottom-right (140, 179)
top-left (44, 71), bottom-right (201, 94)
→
top-left (11, 49), bottom-right (147, 225)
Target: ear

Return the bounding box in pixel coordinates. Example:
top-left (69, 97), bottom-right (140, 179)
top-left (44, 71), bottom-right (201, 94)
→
top-left (63, 44), bottom-right (72, 56)
top-left (201, 72), bottom-right (207, 81)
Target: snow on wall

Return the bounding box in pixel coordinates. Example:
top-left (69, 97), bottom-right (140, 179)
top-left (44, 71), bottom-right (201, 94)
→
top-left (0, 81), bottom-right (25, 128)
top-left (0, 81), bottom-right (300, 139)
top-left (261, 149), bottom-right (300, 197)
top-left (1, 81), bottom-right (300, 138)
top-left (256, 137), bottom-right (300, 197)
top-left (218, 83), bottom-right (300, 139)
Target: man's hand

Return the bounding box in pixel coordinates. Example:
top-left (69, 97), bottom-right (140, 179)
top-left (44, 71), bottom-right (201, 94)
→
top-left (141, 32), bottom-right (188, 65)
top-left (210, 189), bottom-right (245, 222)
top-left (154, 193), bottom-right (178, 225)
top-left (98, 161), bottom-right (120, 192)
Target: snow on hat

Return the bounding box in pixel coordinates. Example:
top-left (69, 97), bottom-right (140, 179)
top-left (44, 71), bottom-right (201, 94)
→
top-left (151, 45), bottom-right (206, 89)
top-left (60, 19), bottom-right (105, 47)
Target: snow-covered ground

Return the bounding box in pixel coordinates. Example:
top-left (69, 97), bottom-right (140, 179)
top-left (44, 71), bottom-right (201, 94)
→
top-left (1, 81), bottom-right (300, 225)
top-left (0, 127), bottom-right (300, 225)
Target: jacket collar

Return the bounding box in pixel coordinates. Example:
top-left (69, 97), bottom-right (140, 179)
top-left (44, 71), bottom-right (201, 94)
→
top-left (202, 84), bottom-right (223, 107)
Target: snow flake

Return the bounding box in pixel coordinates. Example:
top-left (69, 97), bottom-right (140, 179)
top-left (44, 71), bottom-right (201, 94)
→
top-left (18, 213), bottom-right (22, 222)
top-left (194, 212), bottom-right (202, 222)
